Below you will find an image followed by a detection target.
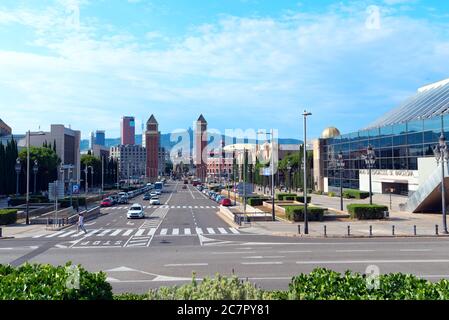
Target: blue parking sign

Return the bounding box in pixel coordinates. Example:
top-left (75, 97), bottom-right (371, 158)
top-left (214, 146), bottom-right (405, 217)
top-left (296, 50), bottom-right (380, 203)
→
top-left (72, 184), bottom-right (80, 194)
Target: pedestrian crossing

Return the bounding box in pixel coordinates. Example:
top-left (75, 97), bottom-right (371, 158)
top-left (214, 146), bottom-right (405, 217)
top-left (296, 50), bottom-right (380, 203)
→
top-left (32, 226), bottom-right (240, 239)
top-left (102, 205), bottom-right (220, 210)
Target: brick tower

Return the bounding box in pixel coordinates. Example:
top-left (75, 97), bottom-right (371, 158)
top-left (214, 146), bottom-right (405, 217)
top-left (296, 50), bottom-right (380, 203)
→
top-left (145, 115), bottom-right (159, 182)
top-left (195, 114), bottom-right (207, 182)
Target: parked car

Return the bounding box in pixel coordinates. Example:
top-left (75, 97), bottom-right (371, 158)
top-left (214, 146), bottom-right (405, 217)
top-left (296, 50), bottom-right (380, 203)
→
top-left (220, 198), bottom-right (232, 207)
top-left (118, 196), bottom-right (129, 204)
top-left (127, 204), bottom-right (145, 219)
top-left (101, 198), bottom-right (113, 207)
top-left (215, 195), bottom-right (224, 203)
top-left (149, 197), bottom-right (161, 205)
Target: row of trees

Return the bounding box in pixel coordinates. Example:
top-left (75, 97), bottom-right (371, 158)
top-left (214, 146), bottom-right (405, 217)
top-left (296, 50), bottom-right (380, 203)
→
top-left (230, 147), bottom-right (314, 191)
top-left (0, 139), bottom-right (60, 196)
top-left (80, 153), bottom-right (118, 189)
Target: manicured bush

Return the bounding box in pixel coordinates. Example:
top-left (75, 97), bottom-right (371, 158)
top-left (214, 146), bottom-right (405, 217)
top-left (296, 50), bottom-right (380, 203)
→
top-left (276, 193), bottom-right (296, 200)
top-left (294, 196), bottom-right (311, 204)
top-left (347, 204), bottom-right (388, 220)
top-left (9, 196), bottom-right (48, 206)
top-left (0, 262), bottom-right (113, 300)
top-left (144, 274), bottom-right (269, 300)
top-left (0, 209), bottom-right (17, 225)
top-left (286, 268), bottom-right (449, 300)
top-left (284, 206), bottom-right (325, 222)
top-left (247, 198), bottom-right (268, 206)
top-left (283, 196), bottom-right (296, 201)
top-left (328, 192), bottom-right (335, 197)
top-left (342, 189), bottom-right (370, 199)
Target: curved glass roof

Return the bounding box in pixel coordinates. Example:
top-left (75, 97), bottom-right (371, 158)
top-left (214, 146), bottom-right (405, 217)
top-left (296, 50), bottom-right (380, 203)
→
top-left (366, 78), bottom-right (449, 129)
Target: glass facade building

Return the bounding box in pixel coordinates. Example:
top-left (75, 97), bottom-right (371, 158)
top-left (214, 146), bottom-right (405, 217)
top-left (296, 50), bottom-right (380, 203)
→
top-left (323, 79), bottom-right (449, 195)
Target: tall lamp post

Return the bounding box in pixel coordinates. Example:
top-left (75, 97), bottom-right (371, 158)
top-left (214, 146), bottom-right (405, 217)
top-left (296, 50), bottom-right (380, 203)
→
top-left (362, 145), bottom-right (376, 205)
top-left (33, 160), bottom-right (39, 195)
top-left (302, 110), bottom-right (312, 234)
top-left (259, 130), bottom-right (276, 222)
top-left (434, 132), bottom-right (449, 234)
top-left (25, 131), bottom-right (45, 225)
top-left (287, 160), bottom-right (292, 193)
top-left (336, 152), bottom-right (345, 211)
top-left (15, 158), bottom-right (21, 196)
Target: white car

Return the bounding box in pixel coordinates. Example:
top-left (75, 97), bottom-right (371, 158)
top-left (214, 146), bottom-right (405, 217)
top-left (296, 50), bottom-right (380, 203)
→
top-left (127, 204), bottom-right (145, 219)
top-left (149, 197), bottom-right (160, 205)
top-left (150, 191), bottom-right (158, 197)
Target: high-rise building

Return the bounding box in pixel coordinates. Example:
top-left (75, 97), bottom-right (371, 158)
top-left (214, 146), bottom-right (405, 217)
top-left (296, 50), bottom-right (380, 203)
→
top-left (121, 116), bottom-right (135, 145)
top-left (0, 119), bottom-right (12, 136)
top-left (195, 114), bottom-right (208, 182)
top-left (110, 145), bottom-right (146, 181)
top-left (90, 131), bottom-right (96, 149)
top-left (95, 130), bottom-right (105, 146)
top-left (144, 115), bottom-right (159, 182)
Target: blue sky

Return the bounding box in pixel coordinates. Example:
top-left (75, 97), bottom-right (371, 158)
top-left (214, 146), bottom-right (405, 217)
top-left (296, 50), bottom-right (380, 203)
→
top-left (0, 0), bottom-right (449, 140)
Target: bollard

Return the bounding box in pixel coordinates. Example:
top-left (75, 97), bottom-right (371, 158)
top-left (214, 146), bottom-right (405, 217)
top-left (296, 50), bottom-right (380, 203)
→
top-left (369, 225), bottom-right (372, 237)
top-left (324, 225), bottom-right (327, 237)
top-left (298, 225), bottom-right (301, 234)
top-left (414, 225), bottom-right (417, 236)
top-left (436, 225), bottom-right (439, 236)
top-left (392, 225), bottom-right (395, 236)
top-left (347, 225), bottom-right (350, 237)
top-left (0, 227), bottom-right (2, 238)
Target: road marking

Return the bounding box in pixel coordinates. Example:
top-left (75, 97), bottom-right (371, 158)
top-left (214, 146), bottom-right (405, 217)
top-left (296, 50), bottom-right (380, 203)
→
top-left (279, 250), bottom-right (313, 253)
top-left (110, 229), bottom-right (123, 236)
top-left (196, 228), bottom-right (203, 235)
top-left (335, 249), bottom-right (376, 253)
top-left (218, 228), bottom-right (228, 234)
top-left (229, 228), bottom-right (239, 234)
top-left (212, 251), bottom-right (257, 255)
top-left (184, 228), bottom-right (191, 235)
top-left (400, 249), bottom-right (432, 252)
top-left (164, 263), bottom-right (208, 267)
top-left (72, 231), bottom-right (87, 237)
top-left (122, 229), bottom-right (133, 236)
top-left (98, 229), bottom-right (112, 237)
top-left (135, 229), bottom-right (145, 237)
top-left (242, 262), bottom-right (283, 265)
top-left (160, 229), bottom-right (168, 235)
top-left (172, 228), bottom-right (179, 235)
top-left (148, 228), bottom-right (156, 236)
top-left (245, 256), bottom-right (285, 259)
top-left (45, 231), bottom-right (66, 238)
top-left (295, 259), bottom-right (449, 265)
top-left (207, 228), bottom-right (215, 234)
top-left (32, 234), bottom-right (46, 238)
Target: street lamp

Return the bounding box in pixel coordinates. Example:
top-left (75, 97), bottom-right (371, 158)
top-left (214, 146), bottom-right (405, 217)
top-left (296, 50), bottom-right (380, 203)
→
top-left (302, 110), bottom-right (312, 234)
top-left (33, 160), bottom-right (38, 195)
top-left (287, 160), bottom-right (292, 193)
top-left (258, 130), bottom-right (276, 222)
top-left (434, 132), bottom-right (449, 234)
top-left (15, 158), bottom-right (21, 196)
top-left (362, 145), bottom-right (376, 205)
top-left (336, 152), bottom-right (345, 211)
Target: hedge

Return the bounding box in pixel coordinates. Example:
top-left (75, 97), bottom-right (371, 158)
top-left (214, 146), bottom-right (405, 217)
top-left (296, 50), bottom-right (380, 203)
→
top-left (0, 209), bottom-right (17, 225)
top-left (276, 193), bottom-right (296, 200)
top-left (9, 196), bottom-right (49, 206)
top-left (58, 197), bottom-right (87, 209)
top-left (247, 198), bottom-right (268, 206)
top-left (295, 196), bottom-right (311, 204)
top-left (284, 206), bottom-right (325, 222)
top-left (0, 262), bottom-right (113, 300)
top-left (347, 204), bottom-right (388, 220)
top-left (342, 189), bottom-right (370, 199)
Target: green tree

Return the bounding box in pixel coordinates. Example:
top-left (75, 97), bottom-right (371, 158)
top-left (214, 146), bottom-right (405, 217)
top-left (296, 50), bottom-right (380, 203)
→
top-left (18, 146), bottom-right (61, 194)
top-left (81, 154), bottom-right (102, 188)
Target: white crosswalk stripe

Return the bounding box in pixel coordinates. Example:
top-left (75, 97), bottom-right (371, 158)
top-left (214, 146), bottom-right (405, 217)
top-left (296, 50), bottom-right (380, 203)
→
top-left (184, 228), bottom-right (191, 235)
top-left (110, 229), bottom-right (123, 236)
top-left (135, 229), bottom-right (145, 236)
top-left (98, 229), bottom-right (112, 237)
top-left (207, 228), bottom-right (215, 234)
top-left (148, 228), bottom-right (156, 236)
top-left (196, 227), bottom-right (203, 235)
top-left (218, 228), bottom-right (228, 234)
top-left (172, 228), bottom-right (179, 235)
top-left (45, 231), bottom-right (66, 238)
top-left (122, 229), bottom-right (133, 236)
top-left (229, 228), bottom-right (239, 234)
top-left (160, 228), bottom-right (168, 235)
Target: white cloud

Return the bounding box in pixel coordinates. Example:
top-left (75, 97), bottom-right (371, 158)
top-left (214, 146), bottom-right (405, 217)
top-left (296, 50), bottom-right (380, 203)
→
top-left (0, 2), bottom-right (448, 138)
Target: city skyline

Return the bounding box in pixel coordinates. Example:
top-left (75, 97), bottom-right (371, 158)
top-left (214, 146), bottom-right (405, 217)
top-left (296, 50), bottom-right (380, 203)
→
top-left (1, 0), bottom-right (449, 139)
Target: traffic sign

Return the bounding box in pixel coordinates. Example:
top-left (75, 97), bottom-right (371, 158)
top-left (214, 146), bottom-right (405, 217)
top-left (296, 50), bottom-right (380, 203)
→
top-left (72, 184), bottom-right (80, 195)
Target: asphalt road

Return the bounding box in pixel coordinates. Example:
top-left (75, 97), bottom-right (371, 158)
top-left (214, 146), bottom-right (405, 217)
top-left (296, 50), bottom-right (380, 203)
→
top-left (2, 181), bottom-right (449, 294)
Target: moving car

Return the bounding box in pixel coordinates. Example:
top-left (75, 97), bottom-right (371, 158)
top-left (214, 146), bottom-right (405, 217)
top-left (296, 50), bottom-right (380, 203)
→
top-left (118, 196), bottom-right (129, 204)
top-left (220, 198), bottom-right (232, 207)
top-left (150, 191), bottom-right (158, 197)
top-left (149, 197), bottom-right (161, 205)
top-left (182, 185), bottom-right (187, 189)
top-left (143, 193), bottom-right (151, 200)
top-left (127, 204), bottom-right (145, 219)
top-left (100, 198), bottom-right (113, 207)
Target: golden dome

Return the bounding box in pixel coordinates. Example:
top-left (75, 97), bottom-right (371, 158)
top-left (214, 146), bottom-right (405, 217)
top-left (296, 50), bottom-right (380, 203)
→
top-left (322, 127), bottom-right (340, 139)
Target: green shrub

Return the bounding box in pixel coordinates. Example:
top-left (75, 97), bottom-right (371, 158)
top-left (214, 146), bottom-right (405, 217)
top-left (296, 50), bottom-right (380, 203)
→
top-left (9, 196), bottom-right (48, 206)
top-left (247, 198), bottom-right (268, 206)
top-left (347, 204), bottom-right (388, 220)
top-left (284, 206), bottom-right (325, 222)
top-left (294, 196), bottom-right (311, 204)
top-left (328, 192), bottom-right (335, 197)
top-left (0, 209), bottom-right (17, 225)
top-left (276, 193), bottom-right (296, 200)
top-left (342, 189), bottom-right (370, 199)
top-left (145, 274), bottom-right (270, 300)
top-left (0, 262), bottom-right (113, 300)
top-left (283, 196), bottom-right (296, 201)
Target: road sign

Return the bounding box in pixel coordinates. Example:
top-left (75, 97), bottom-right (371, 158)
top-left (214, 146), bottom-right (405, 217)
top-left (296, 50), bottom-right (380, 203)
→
top-left (237, 182), bottom-right (253, 195)
top-left (260, 167), bottom-right (273, 176)
top-left (72, 184), bottom-right (80, 195)
top-left (48, 182), bottom-right (65, 201)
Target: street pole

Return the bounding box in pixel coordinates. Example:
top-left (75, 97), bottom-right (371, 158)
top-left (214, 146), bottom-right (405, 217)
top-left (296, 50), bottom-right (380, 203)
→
top-left (15, 158), bottom-right (21, 196)
top-left (302, 111), bottom-right (312, 234)
top-left (437, 132), bottom-right (449, 234)
top-left (271, 129), bottom-right (275, 222)
top-left (101, 156), bottom-right (104, 194)
top-left (369, 164), bottom-right (373, 205)
top-left (26, 131), bottom-right (30, 225)
top-left (85, 167), bottom-right (88, 195)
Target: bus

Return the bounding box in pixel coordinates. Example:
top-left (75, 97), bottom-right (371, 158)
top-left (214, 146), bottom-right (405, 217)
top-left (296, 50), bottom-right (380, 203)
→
top-left (154, 181), bottom-right (164, 193)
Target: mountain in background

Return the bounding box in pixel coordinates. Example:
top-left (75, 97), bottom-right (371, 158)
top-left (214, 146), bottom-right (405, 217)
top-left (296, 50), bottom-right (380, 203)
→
top-left (81, 129), bottom-right (302, 152)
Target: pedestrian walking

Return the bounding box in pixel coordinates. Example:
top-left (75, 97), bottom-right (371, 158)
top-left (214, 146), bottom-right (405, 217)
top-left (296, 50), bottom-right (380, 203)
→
top-left (6, 196), bottom-right (11, 207)
top-left (77, 212), bottom-right (87, 234)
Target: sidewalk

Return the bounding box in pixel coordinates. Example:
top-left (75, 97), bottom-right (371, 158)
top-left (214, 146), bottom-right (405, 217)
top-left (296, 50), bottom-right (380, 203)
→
top-left (0, 223), bottom-right (57, 239)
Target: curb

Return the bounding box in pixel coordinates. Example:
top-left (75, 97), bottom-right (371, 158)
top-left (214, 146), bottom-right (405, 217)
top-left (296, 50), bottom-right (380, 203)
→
top-left (0, 236), bottom-right (15, 240)
top-left (215, 211), bottom-right (241, 229)
top-left (268, 232), bottom-right (449, 239)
